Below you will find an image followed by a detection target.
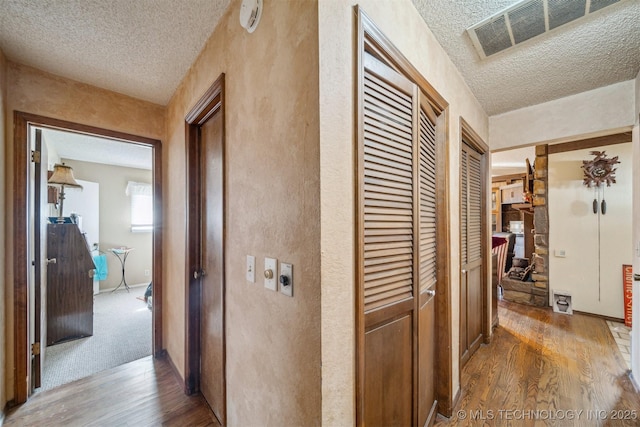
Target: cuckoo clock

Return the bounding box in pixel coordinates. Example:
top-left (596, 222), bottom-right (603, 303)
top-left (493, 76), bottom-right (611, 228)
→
top-left (582, 151), bottom-right (620, 215)
top-left (581, 151), bottom-right (619, 188)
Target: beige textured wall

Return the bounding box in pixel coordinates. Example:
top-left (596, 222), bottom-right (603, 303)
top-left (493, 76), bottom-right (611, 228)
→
top-left (0, 48), bottom-right (8, 413)
top-left (318, 1), bottom-right (488, 423)
top-left (164, 0), bottom-right (320, 424)
top-left (62, 160), bottom-right (152, 292)
top-left (5, 62), bottom-right (163, 401)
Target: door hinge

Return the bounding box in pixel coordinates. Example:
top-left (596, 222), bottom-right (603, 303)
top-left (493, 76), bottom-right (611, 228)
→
top-left (31, 150), bottom-right (41, 164)
top-left (31, 342), bottom-right (41, 356)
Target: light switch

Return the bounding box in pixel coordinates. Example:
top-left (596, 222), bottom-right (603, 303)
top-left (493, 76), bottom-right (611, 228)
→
top-left (246, 255), bottom-right (255, 283)
top-left (264, 257), bottom-right (277, 291)
top-left (554, 249), bottom-right (566, 258)
top-left (279, 262), bottom-right (293, 297)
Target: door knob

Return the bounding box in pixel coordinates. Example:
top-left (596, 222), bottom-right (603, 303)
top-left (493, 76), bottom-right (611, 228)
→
top-left (193, 269), bottom-right (206, 279)
top-left (46, 258), bottom-right (57, 264)
top-left (461, 269), bottom-right (466, 274)
top-left (426, 289), bottom-right (435, 297)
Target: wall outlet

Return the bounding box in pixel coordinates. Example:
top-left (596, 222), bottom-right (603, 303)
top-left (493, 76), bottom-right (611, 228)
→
top-left (554, 249), bottom-right (566, 258)
top-left (144, 269), bottom-right (150, 276)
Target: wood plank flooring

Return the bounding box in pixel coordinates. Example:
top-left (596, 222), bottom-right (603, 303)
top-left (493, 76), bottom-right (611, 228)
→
top-left (436, 300), bottom-right (640, 426)
top-left (5, 300), bottom-right (638, 426)
top-left (4, 356), bottom-right (219, 426)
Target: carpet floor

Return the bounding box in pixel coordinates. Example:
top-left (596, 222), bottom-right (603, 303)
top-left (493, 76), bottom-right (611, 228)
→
top-left (40, 285), bottom-right (152, 392)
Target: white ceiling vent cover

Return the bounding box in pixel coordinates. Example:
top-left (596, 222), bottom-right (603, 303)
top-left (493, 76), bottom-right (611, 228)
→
top-left (467, 0), bottom-right (623, 59)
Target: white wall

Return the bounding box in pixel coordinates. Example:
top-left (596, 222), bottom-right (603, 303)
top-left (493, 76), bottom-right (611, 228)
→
top-left (490, 80), bottom-right (636, 151)
top-left (631, 70), bottom-right (639, 385)
top-left (549, 143), bottom-right (632, 318)
top-left (63, 179), bottom-right (100, 294)
top-left (63, 159), bottom-right (152, 291)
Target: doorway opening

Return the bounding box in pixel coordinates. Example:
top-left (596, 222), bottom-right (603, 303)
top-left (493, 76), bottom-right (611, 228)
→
top-left (13, 112), bottom-right (163, 403)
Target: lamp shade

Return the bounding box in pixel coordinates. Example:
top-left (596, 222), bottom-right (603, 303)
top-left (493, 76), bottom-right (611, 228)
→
top-left (48, 163), bottom-right (83, 189)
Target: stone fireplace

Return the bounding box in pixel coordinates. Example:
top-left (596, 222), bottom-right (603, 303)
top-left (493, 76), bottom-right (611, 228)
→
top-left (501, 144), bottom-right (550, 307)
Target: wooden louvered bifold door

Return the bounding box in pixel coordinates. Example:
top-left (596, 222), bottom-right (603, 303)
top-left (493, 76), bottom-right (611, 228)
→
top-left (417, 96), bottom-right (438, 426)
top-left (359, 51), bottom-right (439, 426)
top-left (361, 52), bottom-right (415, 426)
top-left (460, 142), bottom-right (484, 366)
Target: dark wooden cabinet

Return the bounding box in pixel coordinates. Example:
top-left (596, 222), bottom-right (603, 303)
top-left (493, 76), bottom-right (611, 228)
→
top-left (46, 223), bottom-right (94, 345)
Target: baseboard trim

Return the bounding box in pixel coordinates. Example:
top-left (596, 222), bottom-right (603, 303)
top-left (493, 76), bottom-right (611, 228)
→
top-left (98, 283), bottom-right (149, 293)
top-left (157, 350), bottom-right (187, 395)
top-left (572, 310), bottom-right (624, 324)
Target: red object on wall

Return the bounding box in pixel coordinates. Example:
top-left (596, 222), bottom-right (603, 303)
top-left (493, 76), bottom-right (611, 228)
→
top-left (623, 264), bottom-right (633, 328)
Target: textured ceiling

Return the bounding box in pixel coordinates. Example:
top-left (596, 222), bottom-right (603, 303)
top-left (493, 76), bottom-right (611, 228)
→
top-left (411, 0), bottom-right (640, 115)
top-left (43, 128), bottom-right (152, 171)
top-left (0, 0), bottom-right (231, 105)
top-left (0, 1), bottom-right (637, 115)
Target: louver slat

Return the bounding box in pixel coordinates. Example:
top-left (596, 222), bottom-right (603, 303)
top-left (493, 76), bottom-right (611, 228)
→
top-left (362, 54), bottom-right (414, 312)
top-left (418, 106), bottom-right (437, 292)
top-left (462, 145), bottom-right (482, 264)
top-left (461, 149), bottom-right (468, 265)
top-left (468, 152), bottom-right (482, 263)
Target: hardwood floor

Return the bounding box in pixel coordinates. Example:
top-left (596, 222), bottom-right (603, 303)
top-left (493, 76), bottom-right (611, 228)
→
top-left (4, 356), bottom-right (219, 426)
top-left (5, 301), bottom-right (638, 426)
top-left (436, 300), bottom-right (640, 426)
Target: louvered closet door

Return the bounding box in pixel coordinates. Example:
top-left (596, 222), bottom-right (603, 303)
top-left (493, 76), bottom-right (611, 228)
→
top-left (417, 96), bottom-right (438, 426)
top-left (361, 52), bottom-right (416, 426)
top-left (359, 51), bottom-right (439, 426)
top-left (460, 143), bottom-right (483, 366)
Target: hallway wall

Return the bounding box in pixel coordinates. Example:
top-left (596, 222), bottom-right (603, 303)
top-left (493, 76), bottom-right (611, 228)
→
top-left (548, 142), bottom-right (632, 318)
top-left (4, 62), bottom-right (164, 402)
top-left (318, 0), bottom-right (488, 423)
top-left (163, 0), bottom-right (321, 424)
top-left (489, 80), bottom-right (635, 151)
top-left (0, 47), bottom-right (7, 416)
top-left (632, 70), bottom-right (640, 383)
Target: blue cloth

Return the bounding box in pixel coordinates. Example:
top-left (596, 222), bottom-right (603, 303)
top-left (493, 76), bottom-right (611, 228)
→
top-left (93, 254), bottom-right (108, 281)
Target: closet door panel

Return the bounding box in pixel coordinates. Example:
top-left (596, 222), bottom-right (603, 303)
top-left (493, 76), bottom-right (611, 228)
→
top-left (361, 52), bottom-right (416, 425)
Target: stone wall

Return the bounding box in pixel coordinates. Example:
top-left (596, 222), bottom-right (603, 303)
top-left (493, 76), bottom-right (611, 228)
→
top-left (501, 144), bottom-right (550, 307)
top-left (532, 144), bottom-right (550, 303)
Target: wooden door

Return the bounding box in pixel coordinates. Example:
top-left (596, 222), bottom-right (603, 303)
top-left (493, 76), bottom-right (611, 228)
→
top-left (46, 223), bottom-right (94, 345)
top-left (32, 128), bottom-right (48, 390)
top-left (417, 96), bottom-right (438, 426)
top-left (198, 110), bottom-right (226, 424)
top-left (358, 51), bottom-right (438, 426)
top-left (460, 143), bottom-right (483, 366)
top-left (361, 51), bottom-right (415, 426)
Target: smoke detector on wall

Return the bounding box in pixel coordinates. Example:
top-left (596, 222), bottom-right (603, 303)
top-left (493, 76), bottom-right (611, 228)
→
top-left (240, 0), bottom-right (263, 33)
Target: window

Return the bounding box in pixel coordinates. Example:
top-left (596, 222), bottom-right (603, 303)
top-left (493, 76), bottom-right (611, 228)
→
top-left (126, 181), bottom-right (153, 232)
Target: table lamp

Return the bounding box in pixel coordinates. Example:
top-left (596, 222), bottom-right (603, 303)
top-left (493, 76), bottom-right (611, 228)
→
top-left (48, 163), bottom-right (83, 223)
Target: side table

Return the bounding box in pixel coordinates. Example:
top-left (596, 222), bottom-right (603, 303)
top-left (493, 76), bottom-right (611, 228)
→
top-left (110, 247), bottom-right (135, 292)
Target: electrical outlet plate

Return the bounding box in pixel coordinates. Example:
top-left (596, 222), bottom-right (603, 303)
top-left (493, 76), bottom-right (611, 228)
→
top-left (246, 255), bottom-right (255, 283)
top-left (264, 257), bottom-right (277, 291)
top-left (280, 262), bottom-right (293, 297)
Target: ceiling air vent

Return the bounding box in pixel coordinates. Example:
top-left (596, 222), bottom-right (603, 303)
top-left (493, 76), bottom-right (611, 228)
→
top-left (467, 0), bottom-right (623, 59)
